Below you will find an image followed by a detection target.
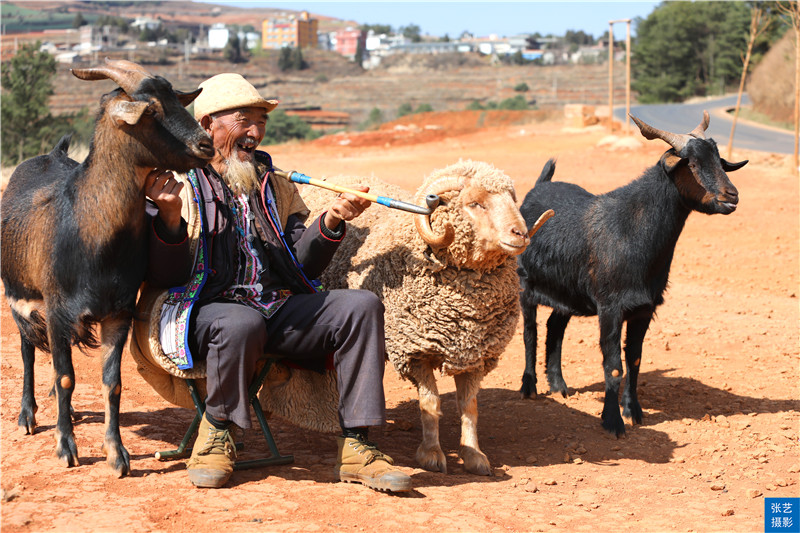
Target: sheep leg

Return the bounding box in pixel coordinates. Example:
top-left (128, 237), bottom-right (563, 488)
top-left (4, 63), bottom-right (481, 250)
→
top-left (545, 311), bottom-right (571, 396)
top-left (519, 288), bottom-right (539, 398)
top-left (454, 371), bottom-right (491, 476)
top-left (99, 316), bottom-right (131, 477)
top-left (48, 318), bottom-right (79, 467)
top-left (621, 314), bottom-right (652, 425)
top-left (598, 309), bottom-right (625, 437)
top-left (411, 361), bottom-right (447, 473)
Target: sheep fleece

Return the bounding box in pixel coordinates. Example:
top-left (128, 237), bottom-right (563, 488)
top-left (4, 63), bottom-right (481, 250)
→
top-left (297, 168), bottom-right (520, 379)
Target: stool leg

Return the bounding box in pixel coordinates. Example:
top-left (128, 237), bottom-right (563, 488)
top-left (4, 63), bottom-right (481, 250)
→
top-left (233, 359), bottom-right (294, 470)
top-left (155, 379), bottom-right (205, 461)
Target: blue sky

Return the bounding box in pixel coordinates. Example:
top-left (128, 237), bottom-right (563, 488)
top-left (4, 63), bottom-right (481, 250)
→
top-left (204, 1), bottom-right (663, 39)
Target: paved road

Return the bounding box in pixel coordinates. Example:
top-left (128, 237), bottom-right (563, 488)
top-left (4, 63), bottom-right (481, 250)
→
top-left (614, 95), bottom-right (795, 155)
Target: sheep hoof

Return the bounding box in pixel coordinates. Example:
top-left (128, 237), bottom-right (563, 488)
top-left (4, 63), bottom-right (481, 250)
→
top-left (416, 445), bottom-right (447, 474)
top-left (460, 447), bottom-right (492, 476)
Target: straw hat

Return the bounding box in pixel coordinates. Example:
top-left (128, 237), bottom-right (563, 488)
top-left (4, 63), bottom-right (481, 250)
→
top-left (193, 73), bottom-right (278, 120)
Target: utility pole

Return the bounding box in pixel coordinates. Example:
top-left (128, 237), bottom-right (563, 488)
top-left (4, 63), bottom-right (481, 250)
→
top-left (608, 19), bottom-right (632, 134)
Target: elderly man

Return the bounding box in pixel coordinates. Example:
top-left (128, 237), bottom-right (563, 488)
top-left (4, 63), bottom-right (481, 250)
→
top-left (144, 73), bottom-right (411, 492)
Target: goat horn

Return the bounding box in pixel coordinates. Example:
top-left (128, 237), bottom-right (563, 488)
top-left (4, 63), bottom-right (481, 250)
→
top-left (527, 209), bottom-right (555, 238)
top-left (71, 57), bottom-right (153, 95)
top-left (629, 114), bottom-right (692, 153)
top-left (413, 176), bottom-right (461, 249)
top-left (688, 110), bottom-right (710, 139)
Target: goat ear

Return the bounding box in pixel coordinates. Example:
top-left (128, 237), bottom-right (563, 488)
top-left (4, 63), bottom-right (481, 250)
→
top-left (176, 88), bottom-right (202, 107)
top-left (108, 100), bottom-right (150, 126)
top-left (720, 158), bottom-right (748, 172)
top-left (659, 151), bottom-right (684, 174)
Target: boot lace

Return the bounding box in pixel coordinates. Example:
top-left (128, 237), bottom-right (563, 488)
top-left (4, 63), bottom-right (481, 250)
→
top-left (349, 436), bottom-right (393, 465)
top-left (199, 426), bottom-right (237, 458)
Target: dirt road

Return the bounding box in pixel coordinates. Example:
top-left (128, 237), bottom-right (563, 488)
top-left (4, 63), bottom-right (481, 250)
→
top-left (1, 112), bottom-right (797, 532)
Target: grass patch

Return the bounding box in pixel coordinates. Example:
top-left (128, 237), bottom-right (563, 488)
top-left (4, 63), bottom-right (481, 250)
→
top-left (732, 107), bottom-right (793, 132)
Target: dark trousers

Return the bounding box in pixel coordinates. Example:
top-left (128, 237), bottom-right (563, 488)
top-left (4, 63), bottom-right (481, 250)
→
top-left (189, 289), bottom-right (387, 430)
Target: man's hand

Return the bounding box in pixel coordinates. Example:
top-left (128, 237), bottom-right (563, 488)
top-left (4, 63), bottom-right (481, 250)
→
top-left (145, 168), bottom-right (184, 235)
top-left (325, 185), bottom-right (371, 230)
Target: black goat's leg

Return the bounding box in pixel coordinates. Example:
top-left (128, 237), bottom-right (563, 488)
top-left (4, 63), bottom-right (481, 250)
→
top-left (18, 335), bottom-right (38, 434)
top-left (621, 314), bottom-right (652, 425)
top-left (9, 310), bottom-right (38, 433)
top-left (545, 311), bottom-right (571, 396)
top-left (519, 288), bottom-right (539, 398)
top-left (598, 309), bottom-right (625, 437)
top-left (48, 320), bottom-right (79, 467)
top-left (99, 316), bottom-right (131, 477)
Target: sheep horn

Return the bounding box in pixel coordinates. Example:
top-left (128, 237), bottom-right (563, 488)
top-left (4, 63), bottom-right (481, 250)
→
top-left (527, 209), bottom-right (555, 238)
top-left (71, 58), bottom-right (153, 96)
top-left (414, 176), bottom-right (461, 249)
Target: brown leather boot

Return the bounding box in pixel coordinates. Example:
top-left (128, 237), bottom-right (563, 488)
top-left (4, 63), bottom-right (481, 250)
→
top-left (186, 413), bottom-right (237, 488)
top-left (335, 435), bottom-right (412, 492)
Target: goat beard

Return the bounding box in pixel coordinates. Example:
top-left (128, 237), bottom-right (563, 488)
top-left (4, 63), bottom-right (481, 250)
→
top-left (221, 148), bottom-right (261, 196)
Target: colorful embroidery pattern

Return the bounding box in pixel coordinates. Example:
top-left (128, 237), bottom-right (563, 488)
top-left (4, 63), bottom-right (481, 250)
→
top-left (162, 169), bottom-right (209, 370)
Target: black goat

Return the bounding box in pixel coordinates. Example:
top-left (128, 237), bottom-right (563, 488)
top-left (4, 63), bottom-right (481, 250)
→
top-left (516, 111), bottom-right (747, 436)
top-left (1, 59), bottom-right (213, 475)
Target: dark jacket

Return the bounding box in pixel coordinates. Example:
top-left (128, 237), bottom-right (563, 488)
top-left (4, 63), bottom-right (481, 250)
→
top-left (146, 151), bottom-right (345, 303)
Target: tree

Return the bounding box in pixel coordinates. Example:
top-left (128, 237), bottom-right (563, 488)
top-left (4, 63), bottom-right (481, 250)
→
top-left (397, 102), bottom-right (413, 117)
top-left (632, 2), bottom-right (753, 103)
top-left (360, 24), bottom-right (392, 35)
top-left (72, 12), bottom-right (86, 28)
top-left (223, 32), bottom-right (245, 63)
top-left (728, 3), bottom-right (773, 158)
top-left (1, 42), bottom-right (57, 165)
top-left (777, 1), bottom-right (800, 173)
top-left (262, 110), bottom-right (319, 145)
top-left (400, 24), bottom-right (422, 43)
top-left (278, 46), bottom-right (292, 71)
top-left (290, 46), bottom-right (307, 70)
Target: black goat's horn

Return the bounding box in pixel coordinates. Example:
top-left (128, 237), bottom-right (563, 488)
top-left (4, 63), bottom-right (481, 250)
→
top-left (688, 110), bottom-right (710, 140)
top-left (629, 112), bottom-right (712, 153)
top-left (71, 58), bottom-right (153, 95)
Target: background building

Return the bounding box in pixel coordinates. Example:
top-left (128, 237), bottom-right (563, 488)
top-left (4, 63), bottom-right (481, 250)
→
top-left (261, 10), bottom-right (318, 49)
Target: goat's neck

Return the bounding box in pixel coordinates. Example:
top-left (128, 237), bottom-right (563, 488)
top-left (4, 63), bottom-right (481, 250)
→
top-left (629, 169), bottom-right (692, 258)
top-left (73, 137), bottom-right (148, 249)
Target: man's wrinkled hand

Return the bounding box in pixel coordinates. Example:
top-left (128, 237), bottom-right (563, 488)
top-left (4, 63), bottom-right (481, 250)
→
top-left (325, 185), bottom-right (371, 230)
top-left (145, 168), bottom-right (184, 234)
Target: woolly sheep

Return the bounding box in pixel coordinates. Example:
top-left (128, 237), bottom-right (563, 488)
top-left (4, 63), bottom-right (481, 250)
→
top-left (299, 160), bottom-right (547, 475)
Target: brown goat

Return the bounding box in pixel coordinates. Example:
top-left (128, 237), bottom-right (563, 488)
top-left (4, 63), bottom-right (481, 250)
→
top-left (1, 59), bottom-right (213, 476)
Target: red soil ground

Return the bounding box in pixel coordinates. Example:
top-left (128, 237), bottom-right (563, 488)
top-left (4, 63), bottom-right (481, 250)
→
top-left (1, 112), bottom-right (798, 532)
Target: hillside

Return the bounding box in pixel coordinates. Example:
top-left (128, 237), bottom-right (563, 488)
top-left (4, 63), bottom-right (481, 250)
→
top-left (47, 50), bottom-right (628, 129)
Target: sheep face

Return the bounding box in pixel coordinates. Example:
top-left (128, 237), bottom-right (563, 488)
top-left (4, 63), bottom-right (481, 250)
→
top-left (418, 161), bottom-right (528, 271)
top-left (667, 138), bottom-right (745, 216)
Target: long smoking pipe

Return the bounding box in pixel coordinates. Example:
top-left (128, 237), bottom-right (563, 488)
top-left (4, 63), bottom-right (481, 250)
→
top-left (274, 169), bottom-right (441, 216)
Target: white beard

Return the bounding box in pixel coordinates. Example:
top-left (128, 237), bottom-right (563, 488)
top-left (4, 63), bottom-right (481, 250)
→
top-left (222, 149), bottom-right (260, 196)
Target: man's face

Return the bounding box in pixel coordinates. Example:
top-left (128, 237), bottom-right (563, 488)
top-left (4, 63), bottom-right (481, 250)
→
top-left (205, 106), bottom-right (268, 166)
